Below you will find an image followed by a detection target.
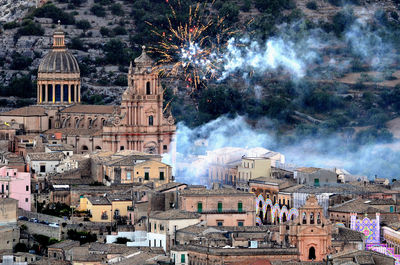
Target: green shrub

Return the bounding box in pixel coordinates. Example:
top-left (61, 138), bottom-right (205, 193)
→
top-left (306, 1), bottom-right (317, 10)
top-left (10, 52), bottom-right (33, 70)
top-left (110, 3), bottom-right (124, 16)
top-left (76, 19), bottom-right (91, 30)
top-left (68, 37), bottom-right (86, 51)
top-left (100, 26), bottom-right (111, 36)
top-left (33, 3), bottom-right (75, 24)
top-left (3, 21), bottom-right (19, 30)
top-left (17, 20), bottom-right (44, 36)
top-left (113, 25), bottom-right (126, 35)
top-left (219, 2), bottom-right (239, 22)
top-left (91, 4), bottom-right (106, 17)
top-left (114, 75), bottom-right (127, 86)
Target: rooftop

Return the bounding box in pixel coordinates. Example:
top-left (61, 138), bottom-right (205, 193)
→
top-left (329, 197), bottom-right (392, 213)
top-left (150, 209), bottom-right (200, 220)
top-left (87, 196), bottom-right (111, 205)
top-left (46, 128), bottom-right (102, 136)
top-left (27, 152), bottom-right (64, 161)
top-left (333, 226), bottom-right (364, 242)
top-left (0, 106), bottom-right (47, 116)
top-left (296, 167), bottom-right (321, 173)
top-left (180, 187), bottom-right (254, 197)
top-left (46, 144), bottom-right (74, 151)
top-left (48, 240), bottom-right (79, 250)
top-left (60, 104), bottom-right (117, 114)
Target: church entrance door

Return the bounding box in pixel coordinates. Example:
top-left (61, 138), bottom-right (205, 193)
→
top-left (308, 246), bottom-right (316, 260)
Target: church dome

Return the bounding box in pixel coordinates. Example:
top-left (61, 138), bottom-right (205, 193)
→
top-left (38, 50), bottom-right (80, 74)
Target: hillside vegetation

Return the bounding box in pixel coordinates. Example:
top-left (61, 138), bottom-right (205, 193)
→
top-left (1, 0), bottom-right (400, 146)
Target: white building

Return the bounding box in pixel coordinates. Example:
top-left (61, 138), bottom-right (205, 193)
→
top-left (26, 152), bottom-right (65, 177)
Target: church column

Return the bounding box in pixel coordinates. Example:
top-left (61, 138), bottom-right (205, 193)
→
top-left (78, 84), bottom-right (81, 103)
top-left (37, 84), bottom-right (40, 104)
top-left (52, 83), bottom-right (55, 103)
top-left (60, 82), bottom-right (64, 103)
top-left (133, 105), bottom-right (137, 125)
top-left (45, 82), bottom-right (48, 103)
top-left (74, 84), bottom-right (77, 102)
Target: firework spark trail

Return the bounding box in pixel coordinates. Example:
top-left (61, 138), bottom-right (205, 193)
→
top-left (148, 0), bottom-right (239, 91)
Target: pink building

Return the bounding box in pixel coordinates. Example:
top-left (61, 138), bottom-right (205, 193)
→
top-left (0, 166), bottom-right (31, 211)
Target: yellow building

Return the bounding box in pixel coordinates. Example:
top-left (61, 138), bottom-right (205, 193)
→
top-left (237, 157), bottom-right (272, 190)
top-left (78, 195), bottom-right (132, 223)
top-left (102, 154), bottom-right (172, 187)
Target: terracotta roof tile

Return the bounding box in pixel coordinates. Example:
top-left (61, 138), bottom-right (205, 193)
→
top-left (27, 152), bottom-right (64, 161)
top-left (0, 106), bottom-right (47, 116)
top-left (60, 105), bottom-right (117, 114)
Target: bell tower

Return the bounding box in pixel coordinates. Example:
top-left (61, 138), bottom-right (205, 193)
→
top-left (280, 195), bottom-right (332, 261)
top-left (102, 46), bottom-right (176, 153)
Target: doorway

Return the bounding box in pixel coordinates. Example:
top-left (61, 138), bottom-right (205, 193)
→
top-left (308, 246), bottom-right (316, 260)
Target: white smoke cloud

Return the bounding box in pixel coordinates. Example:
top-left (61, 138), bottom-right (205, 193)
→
top-left (164, 115), bottom-right (400, 184)
top-left (220, 37), bottom-right (316, 79)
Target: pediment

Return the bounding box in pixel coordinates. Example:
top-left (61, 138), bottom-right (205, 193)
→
top-left (145, 106), bottom-right (156, 114)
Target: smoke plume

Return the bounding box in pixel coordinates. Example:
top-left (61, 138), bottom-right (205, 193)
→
top-left (163, 115), bottom-right (400, 185)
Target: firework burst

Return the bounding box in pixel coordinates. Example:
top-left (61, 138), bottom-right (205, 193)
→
top-left (147, 0), bottom-right (238, 91)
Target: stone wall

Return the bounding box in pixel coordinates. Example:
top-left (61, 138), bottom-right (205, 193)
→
top-left (19, 220), bottom-right (61, 240)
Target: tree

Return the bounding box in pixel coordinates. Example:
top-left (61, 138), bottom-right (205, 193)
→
top-left (332, 9), bottom-right (355, 36)
top-left (219, 2), bottom-right (239, 23)
top-left (67, 229), bottom-right (97, 245)
top-left (10, 52), bottom-right (33, 70)
top-left (103, 39), bottom-right (130, 64)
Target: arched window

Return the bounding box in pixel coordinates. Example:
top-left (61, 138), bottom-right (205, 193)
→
top-left (148, 115), bottom-right (153, 126)
top-left (310, 212), bottom-right (314, 224)
top-left (302, 212), bottom-right (307, 224)
top-left (308, 247), bottom-right (316, 260)
top-left (317, 212), bottom-right (321, 224)
top-left (95, 146), bottom-right (102, 150)
top-left (146, 81), bottom-right (151, 95)
top-left (82, 145), bottom-right (88, 151)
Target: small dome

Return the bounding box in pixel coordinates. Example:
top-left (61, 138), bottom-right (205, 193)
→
top-left (38, 50), bottom-right (80, 74)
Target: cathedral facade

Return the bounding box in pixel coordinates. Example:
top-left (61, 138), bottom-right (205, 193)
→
top-left (0, 25), bottom-right (175, 155)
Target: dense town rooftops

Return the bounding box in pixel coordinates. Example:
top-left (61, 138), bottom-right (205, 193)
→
top-left (48, 240), bottom-right (79, 250)
top-left (329, 249), bottom-right (395, 264)
top-left (329, 197), bottom-right (394, 213)
top-left (27, 152), bottom-right (64, 161)
top-left (149, 209), bottom-right (200, 220)
top-left (60, 105), bottom-right (116, 114)
top-left (0, 106), bottom-right (47, 116)
top-left (180, 188), bottom-right (254, 197)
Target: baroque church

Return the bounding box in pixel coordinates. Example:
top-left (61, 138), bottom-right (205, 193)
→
top-left (0, 24), bottom-right (176, 154)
